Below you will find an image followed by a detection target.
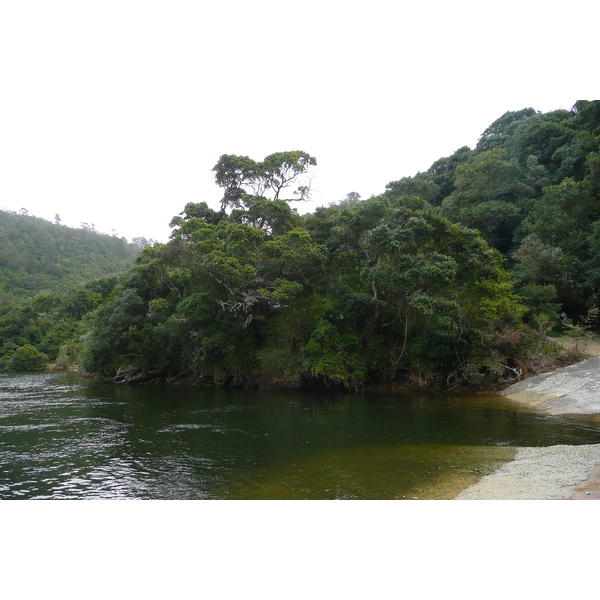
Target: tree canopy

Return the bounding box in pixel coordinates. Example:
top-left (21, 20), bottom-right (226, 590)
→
top-left (6, 102), bottom-right (600, 386)
top-left (212, 151), bottom-right (316, 211)
top-left (416, 101), bottom-right (600, 328)
top-left (80, 161), bottom-right (534, 390)
top-left (0, 209), bottom-right (141, 305)
top-left (80, 103), bottom-right (600, 389)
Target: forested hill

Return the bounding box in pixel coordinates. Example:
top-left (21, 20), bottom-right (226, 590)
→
top-left (0, 209), bottom-right (143, 305)
top-left (389, 100), bottom-right (600, 323)
top-left (80, 104), bottom-right (600, 390)
top-left (79, 151), bottom-right (561, 390)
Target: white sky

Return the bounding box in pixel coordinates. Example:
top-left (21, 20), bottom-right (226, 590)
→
top-left (2, 0), bottom-right (597, 567)
top-left (0, 1), bottom-right (597, 243)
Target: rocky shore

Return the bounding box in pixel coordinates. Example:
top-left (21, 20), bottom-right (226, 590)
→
top-left (455, 346), bottom-right (600, 500)
top-left (502, 356), bottom-right (600, 416)
top-left (455, 444), bottom-right (600, 499)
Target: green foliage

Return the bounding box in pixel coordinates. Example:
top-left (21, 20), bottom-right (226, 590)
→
top-left (55, 344), bottom-right (73, 369)
top-left (522, 178), bottom-right (598, 254)
top-left (0, 276), bottom-right (120, 370)
top-left (439, 148), bottom-right (528, 252)
top-left (389, 101), bottom-right (600, 327)
top-left (75, 103), bottom-right (600, 389)
top-left (304, 319), bottom-right (368, 389)
top-left (425, 146), bottom-right (473, 205)
top-left (385, 174), bottom-right (439, 206)
top-left (560, 308), bottom-right (599, 354)
top-left (6, 344), bottom-right (48, 371)
top-left (476, 108), bottom-right (538, 153)
top-left (212, 151), bottom-right (317, 211)
top-left (83, 166), bottom-right (533, 390)
top-left (0, 209), bottom-right (140, 305)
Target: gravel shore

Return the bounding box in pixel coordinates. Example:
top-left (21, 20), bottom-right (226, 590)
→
top-left (454, 350), bottom-right (600, 500)
top-left (455, 444), bottom-right (600, 499)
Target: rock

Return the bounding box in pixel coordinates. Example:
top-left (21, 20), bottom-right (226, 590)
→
top-left (503, 356), bottom-right (600, 415)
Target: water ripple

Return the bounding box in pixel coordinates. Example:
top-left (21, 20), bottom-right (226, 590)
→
top-left (2, 372), bottom-right (600, 499)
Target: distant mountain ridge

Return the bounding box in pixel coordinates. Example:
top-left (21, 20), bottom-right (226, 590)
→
top-left (0, 209), bottom-right (142, 305)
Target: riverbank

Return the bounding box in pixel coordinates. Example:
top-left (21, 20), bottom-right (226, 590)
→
top-left (44, 364), bottom-right (78, 372)
top-left (455, 444), bottom-right (600, 499)
top-left (454, 340), bottom-right (600, 500)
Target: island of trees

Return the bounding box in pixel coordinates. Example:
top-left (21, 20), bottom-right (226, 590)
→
top-left (2, 101), bottom-right (600, 390)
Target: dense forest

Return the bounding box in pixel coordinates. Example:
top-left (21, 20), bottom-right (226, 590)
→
top-left (403, 100), bottom-right (600, 325)
top-left (0, 213), bottom-right (143, 371)
top-left (0, 209), bottom-right (143, 304)
top-left (3, 101), bottom-right (600, 389)
top-left (79, 102), bottom-right (600, 390)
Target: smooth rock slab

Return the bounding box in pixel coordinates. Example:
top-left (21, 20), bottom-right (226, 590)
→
top-left (503, 357), bottom-right (600, 415)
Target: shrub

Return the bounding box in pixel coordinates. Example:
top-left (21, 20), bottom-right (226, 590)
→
top-left (6, 345), bottom-right (49, 371)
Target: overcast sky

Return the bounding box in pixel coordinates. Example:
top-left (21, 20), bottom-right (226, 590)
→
top-left (0, 1), bottom-right (596, 243)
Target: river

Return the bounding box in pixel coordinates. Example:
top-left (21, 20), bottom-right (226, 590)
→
top-left (2, 371), bottom-right (600, 499)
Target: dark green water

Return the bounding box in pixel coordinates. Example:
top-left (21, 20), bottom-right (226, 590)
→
top-left (2, 372), bottom-right (600, 499)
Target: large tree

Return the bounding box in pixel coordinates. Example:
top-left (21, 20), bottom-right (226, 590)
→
top-left (212, 151), bottom-right (317, 211)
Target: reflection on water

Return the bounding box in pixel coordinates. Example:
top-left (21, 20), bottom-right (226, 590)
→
top-left (1, 372), bottom-right (600, 499)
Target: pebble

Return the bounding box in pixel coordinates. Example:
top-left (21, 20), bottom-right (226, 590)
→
top-left (456, 444), bottom-right (600, 499)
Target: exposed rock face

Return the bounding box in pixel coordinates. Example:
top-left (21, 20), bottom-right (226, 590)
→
top-left (503, 356), bottom-right (600, 415)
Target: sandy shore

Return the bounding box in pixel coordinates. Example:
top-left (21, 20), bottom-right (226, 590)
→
top-left (454, 342), bottom-right (600, 500)
top-left (455, 444), bottom-right (600, 499)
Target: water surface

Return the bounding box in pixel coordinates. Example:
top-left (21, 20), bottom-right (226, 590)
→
top-left (2, 372), bottom-right (599, 499)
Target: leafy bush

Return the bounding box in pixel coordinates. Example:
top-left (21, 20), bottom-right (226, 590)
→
top-left (6, 345), bottom-right (48, 371)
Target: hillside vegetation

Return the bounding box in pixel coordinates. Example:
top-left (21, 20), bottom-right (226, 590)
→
top-left (395, 100), bottom-right (600, 324)
top-left (0, 212), bottom-right (142, 370)
top-left (0, 209), bottom-right (142, 305)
